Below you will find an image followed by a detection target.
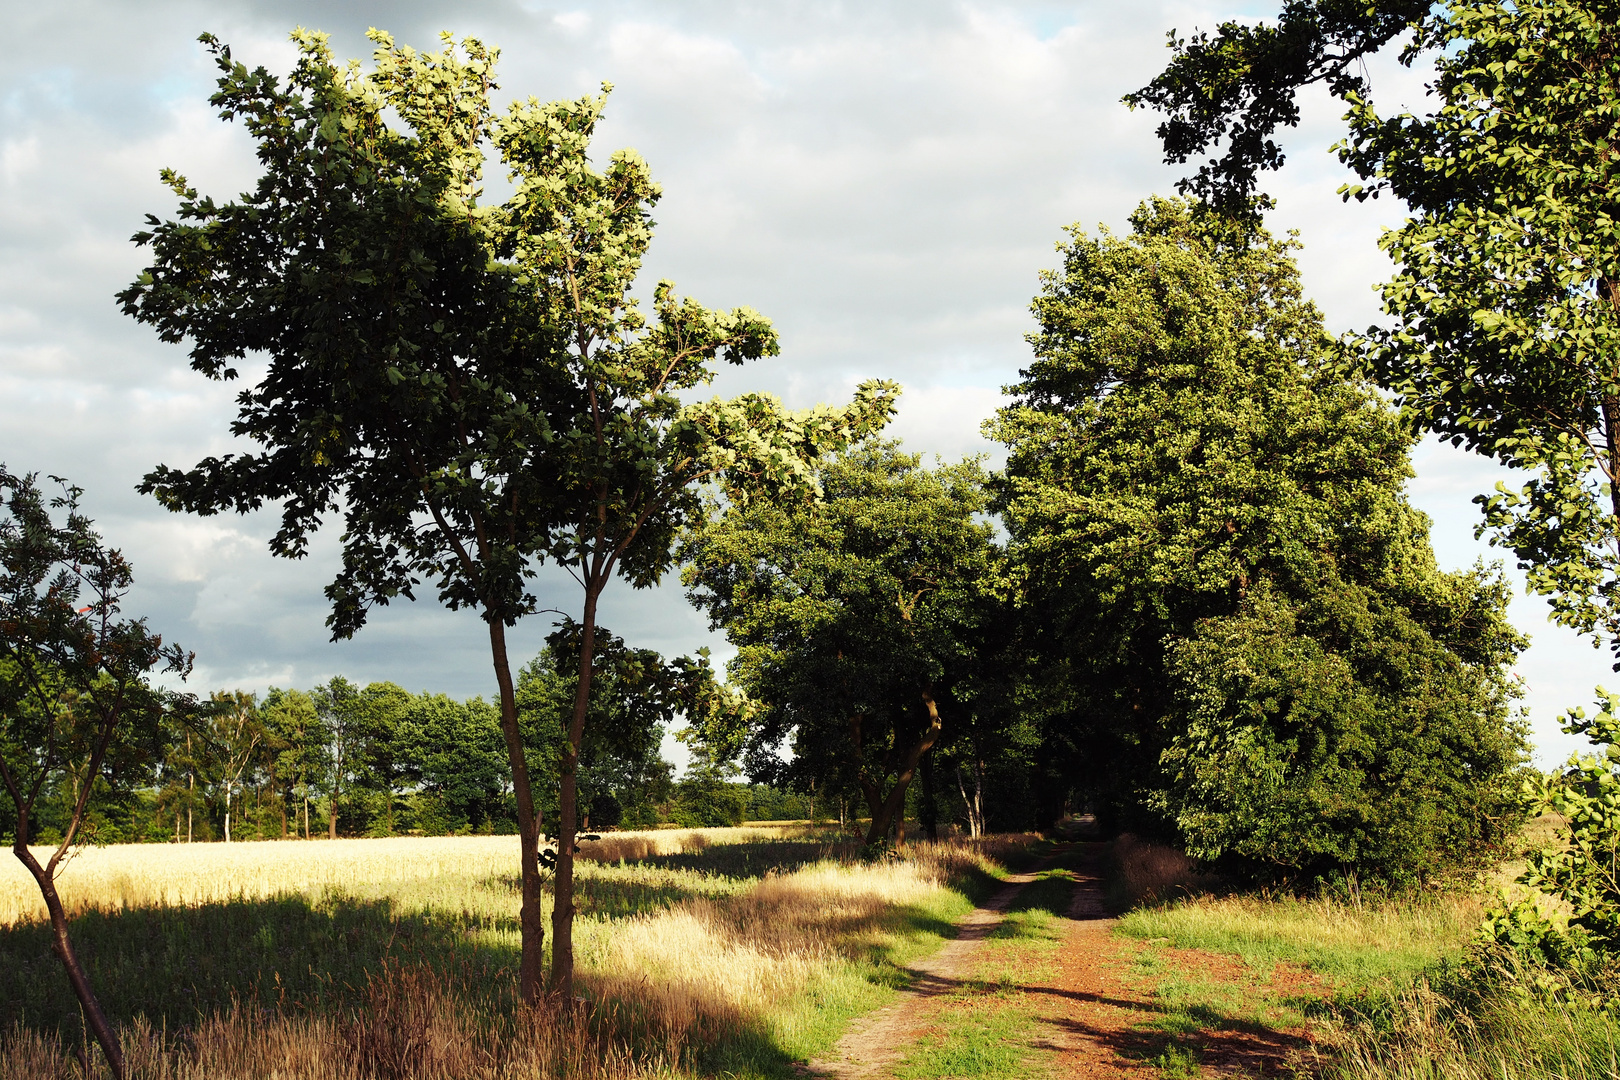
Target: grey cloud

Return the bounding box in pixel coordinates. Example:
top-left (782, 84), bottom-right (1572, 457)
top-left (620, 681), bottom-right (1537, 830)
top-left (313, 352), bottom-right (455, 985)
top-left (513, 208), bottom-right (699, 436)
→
top-left (0, 1), bottom-right (1593, 765)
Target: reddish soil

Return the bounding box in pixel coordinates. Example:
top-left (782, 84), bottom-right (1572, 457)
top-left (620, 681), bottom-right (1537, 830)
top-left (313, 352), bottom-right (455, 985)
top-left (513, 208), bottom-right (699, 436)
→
top-left (808, 843), bottom-right (1332, 1079)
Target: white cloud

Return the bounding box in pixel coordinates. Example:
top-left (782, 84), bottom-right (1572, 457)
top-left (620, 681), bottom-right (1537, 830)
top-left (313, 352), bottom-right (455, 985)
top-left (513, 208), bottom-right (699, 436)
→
top-left (0, 0), bottom-right (1593, 765)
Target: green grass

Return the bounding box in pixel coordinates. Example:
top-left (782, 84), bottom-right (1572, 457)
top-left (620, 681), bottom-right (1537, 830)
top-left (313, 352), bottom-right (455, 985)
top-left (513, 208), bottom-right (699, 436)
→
top-left (891, 865), bottom-right (1075, 1080)
top-left (1116, 892), bottom-right (1477, 988)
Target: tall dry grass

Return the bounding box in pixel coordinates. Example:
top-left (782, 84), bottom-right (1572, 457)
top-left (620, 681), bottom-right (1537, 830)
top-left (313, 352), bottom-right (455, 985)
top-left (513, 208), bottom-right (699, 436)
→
top-left (0, 827), bottom-right (810, 926)
top-left (1, 829), bottom-right (1024, 1078)
top-left (1, 963), bottom-right (679, 1080)
top-left (1326, 982), bottom-right (1620, 1080)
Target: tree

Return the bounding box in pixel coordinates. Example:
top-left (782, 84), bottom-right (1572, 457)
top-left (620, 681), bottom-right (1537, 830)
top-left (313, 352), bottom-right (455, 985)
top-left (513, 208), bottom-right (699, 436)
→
top-left (1135, 1), bottom-right (1620, 665)
top-left (119, 28), bottom-right (894, 998)
top-left (0, 467), bottom-right (191, 1078)
top-left (683, 441), bottom-right (998, 846)
top-left (396, 693), bottom-right (509, 833)
top-left (516, 624), bottom-right (708, 831)
top-left (357, 681), bottom-right (413, 835)
top-left (987, 199), bottom-right (1529, 881)
top-left (1335, 2), bottom-right (1620, 668)
top-left (1125, 0), bottom-right (1430, 213)
top-left (261, 687), bottom-right (326, 839)
top-left (203, 690), bottom-right (261, 843)
top-left (312, 676), bottom-right (370, 837)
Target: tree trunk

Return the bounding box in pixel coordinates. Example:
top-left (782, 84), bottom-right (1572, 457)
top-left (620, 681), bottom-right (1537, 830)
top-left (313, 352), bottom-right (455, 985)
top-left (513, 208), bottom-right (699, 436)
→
top-left (327, 796), bottom-right (337, 839)
top-left (920, 746), bottom-right (938, 841)
top-left (553, 580), bottom-right (603, 998)
top-left (862, 689), bottom-right (945, 846)
top-left (13, 844), bottom-right (124, 1079)
top-left (487, 617), bottom-right (547, 1004)
top-left (224, 792), bottom-right (232, 843)
top-left (955, 762), bottom-right (983, 838)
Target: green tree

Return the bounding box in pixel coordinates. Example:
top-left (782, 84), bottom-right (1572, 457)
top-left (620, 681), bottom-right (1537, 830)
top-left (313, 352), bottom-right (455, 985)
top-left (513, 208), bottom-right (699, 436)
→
top-left (1125, 0), bottom-right (1430, 213)
top-left (261, 688), bottom-right (326, 839)
top-left (202, 690), bottom-right (261, 843)
top-left (357, 680), bottom-right (413, 835)
top-left (396, 693), bottom-right (509, 833)
top-left (683, 441), bottom-right (998, 846)
top-left (313, 676), bottom-right (372, 837)
top-left (1135, 1), bottom-right (1620, 661)
top-left (0, 468), bottom-right (191, 1078)
top-left (119, 28), bottom-right (893, 997)
top-left (1335, 2), bottom-right (1620, 668)
top-left (988, 199), bottom-right (1528, 881)
top-left (517, 624), bottom-right (711, 831)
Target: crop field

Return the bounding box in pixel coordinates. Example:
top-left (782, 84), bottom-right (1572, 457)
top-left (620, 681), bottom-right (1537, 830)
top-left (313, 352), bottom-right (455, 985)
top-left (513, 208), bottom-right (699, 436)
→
top-left (0, 826), bottom-right (1029, 1078)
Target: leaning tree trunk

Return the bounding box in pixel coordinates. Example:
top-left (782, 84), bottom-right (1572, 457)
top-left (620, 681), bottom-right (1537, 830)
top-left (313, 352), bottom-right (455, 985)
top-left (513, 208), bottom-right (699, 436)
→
top-left (861, 689), bottom-right (945, 846)
top-left (13, 844), bottom-right (124, 1079)
top-left (488, 618), bottom-right (547, 1004)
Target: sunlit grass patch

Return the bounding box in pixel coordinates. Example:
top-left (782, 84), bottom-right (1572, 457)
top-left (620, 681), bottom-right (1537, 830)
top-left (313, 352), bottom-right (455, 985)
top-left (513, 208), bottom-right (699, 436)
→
top-left (1, 828), bottom-right (1026, 1077)
top-left (1117, 892), bottom-right (1477, 987)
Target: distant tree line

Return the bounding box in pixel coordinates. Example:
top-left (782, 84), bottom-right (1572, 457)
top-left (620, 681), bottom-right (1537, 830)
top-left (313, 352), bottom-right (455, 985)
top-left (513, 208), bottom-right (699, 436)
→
top-left (5, 626), bottom-right (814, 848)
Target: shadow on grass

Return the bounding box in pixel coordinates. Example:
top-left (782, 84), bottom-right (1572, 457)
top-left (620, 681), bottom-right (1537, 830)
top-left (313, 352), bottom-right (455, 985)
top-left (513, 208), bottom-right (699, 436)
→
top-left (0, 893), bottom-right (516, 1041)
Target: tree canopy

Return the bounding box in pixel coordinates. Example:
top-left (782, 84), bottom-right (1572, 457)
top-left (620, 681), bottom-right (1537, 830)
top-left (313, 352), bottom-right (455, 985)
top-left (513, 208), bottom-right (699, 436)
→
top-left (988, 199), bottom-right (1529, 881)
top-left (119, 27), bottom-right (894, 998)
top-left (683, 441), bottom-right (1000, 846)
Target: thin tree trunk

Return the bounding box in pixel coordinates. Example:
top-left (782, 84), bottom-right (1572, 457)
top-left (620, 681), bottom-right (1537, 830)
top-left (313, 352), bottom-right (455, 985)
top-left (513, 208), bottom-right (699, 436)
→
top-left (13, 844), bottom-right (124, 1079)
top-left (488, 617), bottom-right (547, 1004)
top-left (553, 579), bottom-right (603, 998)
top-left (327, 794), bottom-right (337, 839)
top-left (920, 746), bottom-right (938, 841)
top-left (224, 791), bottom-right (231, 843)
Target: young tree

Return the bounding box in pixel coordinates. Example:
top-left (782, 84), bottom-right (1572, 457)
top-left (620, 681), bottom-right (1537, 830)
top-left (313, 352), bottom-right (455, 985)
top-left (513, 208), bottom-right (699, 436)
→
top-left (357, 681), bottom-right (413, 835)
top-left (261, 688), bottom-right (326, 839)
top-left (313, 676), bottom-right (371, 837)
top-left (684, 441), bottom-right (998, 846)
top-left (988, 199), bottom-right (1528, 881)
top-left (0, 467), bottom-right (191, 1078)
top-left (119, 29), bottom-right (894, 998)
top-left (204, 690), bottom-right (261, 843)
top-left (516, 624), bottom-right (708, 831)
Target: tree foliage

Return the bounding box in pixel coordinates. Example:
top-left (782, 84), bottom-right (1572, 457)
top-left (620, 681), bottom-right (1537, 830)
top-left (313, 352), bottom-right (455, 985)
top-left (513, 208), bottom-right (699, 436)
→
top-left (0, 467), bottom-right (191, 1078)
top-left (989, 199), bottom-right (1528, 881)
top-left (683, 441), bottom-right (1000, 845)
top-left (118, 27), bottom-right (893, 997)
top-left (1125, 0), bottom-right (1429, 212)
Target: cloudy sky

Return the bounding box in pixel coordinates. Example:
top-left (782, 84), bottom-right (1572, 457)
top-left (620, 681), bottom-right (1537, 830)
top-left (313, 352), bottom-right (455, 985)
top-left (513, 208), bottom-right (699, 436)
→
top-left (2, 0), bottom-right (1609, 767)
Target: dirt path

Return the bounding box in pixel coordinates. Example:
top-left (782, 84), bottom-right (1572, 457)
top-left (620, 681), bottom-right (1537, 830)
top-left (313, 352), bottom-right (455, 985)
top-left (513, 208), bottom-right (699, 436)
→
top-left (810, 844), bottom-right (1324, 1079)
top-left (806, 865), bottom-right (1049, 1078)
top-left (1034, 847), bottom-right (1325, 1077)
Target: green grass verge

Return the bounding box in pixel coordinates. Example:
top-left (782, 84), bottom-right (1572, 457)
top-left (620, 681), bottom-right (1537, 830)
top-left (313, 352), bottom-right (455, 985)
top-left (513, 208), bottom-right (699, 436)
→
top-left (890, 865), bottom-right (1075, 1080)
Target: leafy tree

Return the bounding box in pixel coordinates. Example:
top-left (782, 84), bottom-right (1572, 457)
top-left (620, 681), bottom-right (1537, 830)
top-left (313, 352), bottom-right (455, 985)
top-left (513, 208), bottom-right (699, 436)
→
top-left (357, 680), bottom-right (413, 835)
top-left (1333, 2), bottom-right (1620, 669)
top-left (683, 441), bottom-right (998, 846)
top-left (313, 676), bottom-right (372, 837)
top-left (517, 624), bottom-right (713, 830)
top-left (988, 199), bottom-right (1529, 881)
top-left (1135, 2), bottom-right (1620, 661)
top-left (202, 690), bottom-right (261, 843)
top-left (0, 468), bottom-right (191, 1078)
top-left (396, 693), bottom-right (509, 833)
top-left (1125, 0), bottom-right (1429, 213)
top-left (260, 688), bottom-right (326, 839)
top-left (119, 28), bottom-right (893, 997)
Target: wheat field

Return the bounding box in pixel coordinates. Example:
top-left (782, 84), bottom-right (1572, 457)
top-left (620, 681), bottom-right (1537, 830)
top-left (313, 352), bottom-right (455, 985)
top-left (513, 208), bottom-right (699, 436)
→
top-left (0, 827), bottom-right (1023, 1078)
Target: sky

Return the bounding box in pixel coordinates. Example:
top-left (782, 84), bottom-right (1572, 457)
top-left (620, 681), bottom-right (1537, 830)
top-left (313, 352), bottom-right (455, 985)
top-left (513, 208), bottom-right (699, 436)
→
top-left (1, 0), bottom-right (1610, 768)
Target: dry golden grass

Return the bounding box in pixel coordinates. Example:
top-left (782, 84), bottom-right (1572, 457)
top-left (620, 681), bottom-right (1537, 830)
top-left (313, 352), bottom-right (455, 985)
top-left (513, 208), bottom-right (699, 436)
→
top-left (1, 828), bottom-right (1023, 1077)
top-left (0, 826), bottom-right (810, 926)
